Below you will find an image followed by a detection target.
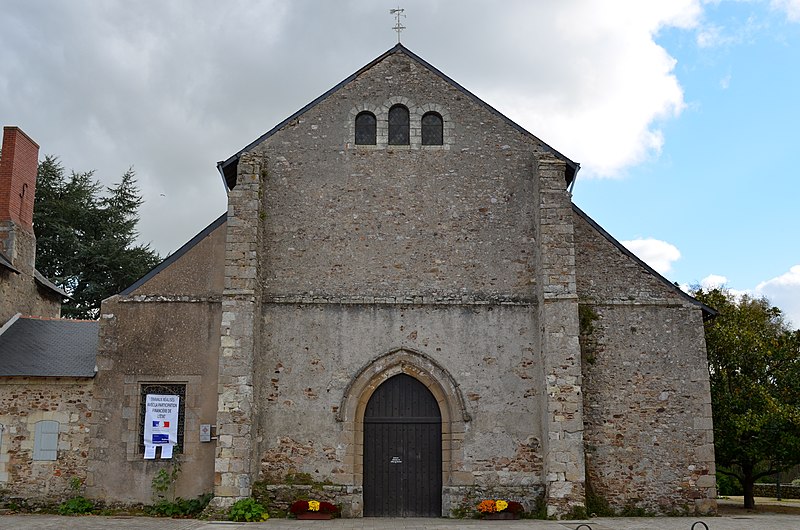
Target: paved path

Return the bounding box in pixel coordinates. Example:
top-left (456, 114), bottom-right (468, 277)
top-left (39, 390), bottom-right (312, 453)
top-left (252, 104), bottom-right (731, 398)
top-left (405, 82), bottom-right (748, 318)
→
top-left (1, 515), bottom-right (799, 530)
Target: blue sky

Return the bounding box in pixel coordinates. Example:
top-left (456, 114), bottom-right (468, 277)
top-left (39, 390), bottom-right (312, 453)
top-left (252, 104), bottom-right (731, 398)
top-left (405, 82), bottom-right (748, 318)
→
top-left (574, 0), bottom-right (800, 327)
top-left (1, 0), bottom-right (798, 327)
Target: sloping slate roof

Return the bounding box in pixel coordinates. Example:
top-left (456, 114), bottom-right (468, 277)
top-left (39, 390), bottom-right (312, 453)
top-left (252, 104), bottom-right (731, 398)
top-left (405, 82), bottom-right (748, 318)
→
top-left (0, 250), bottom-right (19, 273)
top-left (33, 269), bottom-right (70, 298)
top-left (119, 212), bottom-right (226, 296)
top-left (572, 204), bottom-right (717, 319)
top-left (0, 248), bottom-right (67, 296)
top-left (0, 316), bottom-right (98, 377)
top-left (217, 43), bottom-right (579, 190)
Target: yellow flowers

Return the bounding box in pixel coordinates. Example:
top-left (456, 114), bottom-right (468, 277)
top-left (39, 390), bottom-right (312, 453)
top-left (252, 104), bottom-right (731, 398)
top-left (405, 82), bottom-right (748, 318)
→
top-left (308, 500), bottom-right (320, 512)
top-left (476, 499), bottom-right (524, 517)
top-left (478, 499), bottom-right (507, 512)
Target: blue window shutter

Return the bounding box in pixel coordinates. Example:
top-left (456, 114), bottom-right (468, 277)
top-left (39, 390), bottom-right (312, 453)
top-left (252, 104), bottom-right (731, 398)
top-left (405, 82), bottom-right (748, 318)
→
top-left (33, 420), bottom-right (59, 461)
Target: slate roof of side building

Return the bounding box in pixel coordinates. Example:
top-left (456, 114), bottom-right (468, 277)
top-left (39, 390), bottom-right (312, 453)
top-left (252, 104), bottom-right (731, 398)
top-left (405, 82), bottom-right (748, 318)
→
top-left (0, 249), bottom-right (19, 273)
top-left (0, 314), bottom-right (98, 377)
top-left (0, 248), bottom-right (70, 299)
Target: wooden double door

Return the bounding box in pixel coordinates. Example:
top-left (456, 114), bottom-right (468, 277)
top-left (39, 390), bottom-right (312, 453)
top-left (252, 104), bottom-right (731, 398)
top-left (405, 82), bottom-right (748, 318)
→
top-left (363, 374), bottom-right (442, 517)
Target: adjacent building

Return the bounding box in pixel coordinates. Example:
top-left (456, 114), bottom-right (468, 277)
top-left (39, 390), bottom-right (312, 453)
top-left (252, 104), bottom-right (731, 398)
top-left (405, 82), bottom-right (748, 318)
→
top-left (0, 126), bottom-right (96, 501)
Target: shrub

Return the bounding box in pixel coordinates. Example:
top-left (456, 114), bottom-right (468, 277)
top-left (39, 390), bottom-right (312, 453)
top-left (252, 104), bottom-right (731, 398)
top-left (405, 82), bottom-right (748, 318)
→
top-left (528, 495), bottom-right (549, 520)
top-left (151, 462), bottom-right (181, 503)
top-left (229, 498), bottom-right (269, 522)
top-left (58, 496), bottom-right (94, 515)
top-left (449, 504), bottom-right (474, 518)
top-left (148, 493), bottom-right (212, 518)
top-left (717, 473), bottom-right (743, 496)
top-left (586, 490), bottom-right (614, 517)
top-left (566, 504), bottom-right (588, 520)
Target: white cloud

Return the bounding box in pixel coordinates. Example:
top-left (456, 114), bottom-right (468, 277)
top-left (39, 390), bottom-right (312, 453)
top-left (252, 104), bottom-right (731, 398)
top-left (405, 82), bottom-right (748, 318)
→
top-left (720, 74), bottom-right (732, 89)
top-left (694, 274), bottom-right (751, 299)
top-left (480, 0), bottom-right (702, 178)
top-left (700, 274), bottom-right (729, 289)
top-left (0, 0), bottom-right (707, 254)
top-left (771, 0), bottom-right (800, 22)
top-left (685, 268), bottom-right (800, 330)
top-left (755, 265), bottom-right (800, 329)
top-left (697, 24), bottom-right (729, 47)
top-left (621, 238), bottom-right (682, 275)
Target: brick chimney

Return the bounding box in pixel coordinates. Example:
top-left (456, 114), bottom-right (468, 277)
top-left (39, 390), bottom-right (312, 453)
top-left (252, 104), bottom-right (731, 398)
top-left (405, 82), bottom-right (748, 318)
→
top-left (0, 126), bottom-right (40, 274)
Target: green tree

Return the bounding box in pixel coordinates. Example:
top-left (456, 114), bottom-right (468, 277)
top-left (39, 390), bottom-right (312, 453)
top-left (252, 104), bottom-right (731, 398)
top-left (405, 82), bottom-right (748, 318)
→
top-left (34, 155), bottom-right (161, 319)
top-left (693, 288), bottom-right (800, 509)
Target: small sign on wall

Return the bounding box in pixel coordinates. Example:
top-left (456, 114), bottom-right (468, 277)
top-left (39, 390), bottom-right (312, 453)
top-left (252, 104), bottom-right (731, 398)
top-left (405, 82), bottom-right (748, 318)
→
top-left (200, 424), bottom-right (211, 442)
top-left (143, 394), bottom-right (179, 459)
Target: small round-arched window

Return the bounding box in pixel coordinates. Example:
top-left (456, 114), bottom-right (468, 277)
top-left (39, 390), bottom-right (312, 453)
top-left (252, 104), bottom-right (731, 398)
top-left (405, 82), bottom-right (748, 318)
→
top-left (355, 111), bottom-right (377, 145)
top-left (388, 105), bottom-right (410, 145)
top-left (421, 112), bottom-right (443, 146)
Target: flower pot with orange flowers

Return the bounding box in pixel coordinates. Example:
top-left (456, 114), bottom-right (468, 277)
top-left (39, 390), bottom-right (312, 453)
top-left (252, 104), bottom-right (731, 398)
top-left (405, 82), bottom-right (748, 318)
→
top-left (477, 499), bottom-right (524, 520)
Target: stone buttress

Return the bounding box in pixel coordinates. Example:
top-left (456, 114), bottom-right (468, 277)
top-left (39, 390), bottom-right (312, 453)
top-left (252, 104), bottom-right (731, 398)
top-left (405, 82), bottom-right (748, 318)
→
top-left (212, 151), bottom-right (263, 506)
top-left (535, 155), bottom-right (586, 517)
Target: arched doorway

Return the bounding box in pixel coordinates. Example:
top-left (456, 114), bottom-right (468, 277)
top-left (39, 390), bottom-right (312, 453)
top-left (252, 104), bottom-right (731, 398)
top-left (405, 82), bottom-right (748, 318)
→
top-left (363, 374), bottom-right (442, 517)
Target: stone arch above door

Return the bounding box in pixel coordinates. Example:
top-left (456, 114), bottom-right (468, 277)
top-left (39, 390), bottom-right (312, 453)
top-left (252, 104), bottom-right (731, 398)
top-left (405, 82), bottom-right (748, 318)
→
top-left (336, 348), bottom-right (470, 494)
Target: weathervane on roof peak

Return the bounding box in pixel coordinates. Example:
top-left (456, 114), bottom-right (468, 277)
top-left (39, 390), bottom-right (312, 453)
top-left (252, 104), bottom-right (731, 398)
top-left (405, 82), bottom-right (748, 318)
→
top-left (390, 7), bottom-right (406, 44)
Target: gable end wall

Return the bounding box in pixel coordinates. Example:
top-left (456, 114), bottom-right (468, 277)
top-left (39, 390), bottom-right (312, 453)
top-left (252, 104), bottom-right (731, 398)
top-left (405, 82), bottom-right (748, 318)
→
top-left (573, 208), bottom-right (716, 515)
top-left (87, 221), bottom-right (226, 503)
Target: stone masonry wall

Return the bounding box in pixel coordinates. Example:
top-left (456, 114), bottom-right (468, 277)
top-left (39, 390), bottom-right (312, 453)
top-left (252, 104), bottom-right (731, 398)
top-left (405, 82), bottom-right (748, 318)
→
top-left (253, 303), bottom-right (543, 495)
top-left (88, 297), bottom-right (222, 504)
top-left (574, 210), bottom-right (716, 515)
top-left (573, 207), bottom-right (688, 305)
top-left (252, 51), bottom-right (553, 302)
top-left (535, 157), bottom-right (585, 517)
top-left (0, 228), bottom-right (61, 323)
top-left (0, 378), bottom-right (92, 503)
top-left (87, 222), bottom-right (225, 504)
top-left (0, 126), bottom-right (59, 323)
top-left (580, 305), bottom-right (716, 514)
top-left (213, 151), bottom-right (262, 506)
top-left (753, 483), bottom-right (800, 499)
top-left (239, 49), bottom-right (557, 514)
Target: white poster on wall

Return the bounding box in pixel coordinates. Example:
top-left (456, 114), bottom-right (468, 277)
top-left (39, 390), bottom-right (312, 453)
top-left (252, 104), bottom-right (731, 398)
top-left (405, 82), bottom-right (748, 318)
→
top-left (143, 394), bottom-right (179, 448)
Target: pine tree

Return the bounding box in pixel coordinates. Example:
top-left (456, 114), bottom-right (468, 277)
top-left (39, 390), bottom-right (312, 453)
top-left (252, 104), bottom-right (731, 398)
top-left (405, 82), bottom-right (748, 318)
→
top-left (34, 156), bottom-right (161, 319)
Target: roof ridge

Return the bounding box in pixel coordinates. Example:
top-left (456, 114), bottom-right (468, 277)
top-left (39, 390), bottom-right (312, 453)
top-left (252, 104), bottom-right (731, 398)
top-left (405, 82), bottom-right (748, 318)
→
top-left (118, 212), bottom-right (227, 296)
top-left (19, 315), bottom-right (98, 323)
top-left (216, 43), bottom-right (578, 190)
top-left (572, 203), bottom-right (717, 318)
top-left (0, 313), bottom-right (22, 336)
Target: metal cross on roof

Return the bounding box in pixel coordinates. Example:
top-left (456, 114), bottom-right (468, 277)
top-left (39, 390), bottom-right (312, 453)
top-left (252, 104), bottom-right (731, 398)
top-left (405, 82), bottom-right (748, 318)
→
top-left (390, 7), bottom-right (406, 43)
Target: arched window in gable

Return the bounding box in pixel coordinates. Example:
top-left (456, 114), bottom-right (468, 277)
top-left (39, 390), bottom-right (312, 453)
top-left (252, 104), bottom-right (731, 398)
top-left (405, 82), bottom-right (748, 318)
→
top-left (355, 111), bottom-right (377, 145)
top-left (388, 105), bottom-right (410, 145)
top-left (421, 112), bottom-right (444, 145)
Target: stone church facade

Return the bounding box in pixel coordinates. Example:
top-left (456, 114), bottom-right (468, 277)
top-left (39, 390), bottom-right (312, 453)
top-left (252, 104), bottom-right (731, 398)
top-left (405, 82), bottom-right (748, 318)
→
top-left (85, 45), bottom-right (716, 517)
